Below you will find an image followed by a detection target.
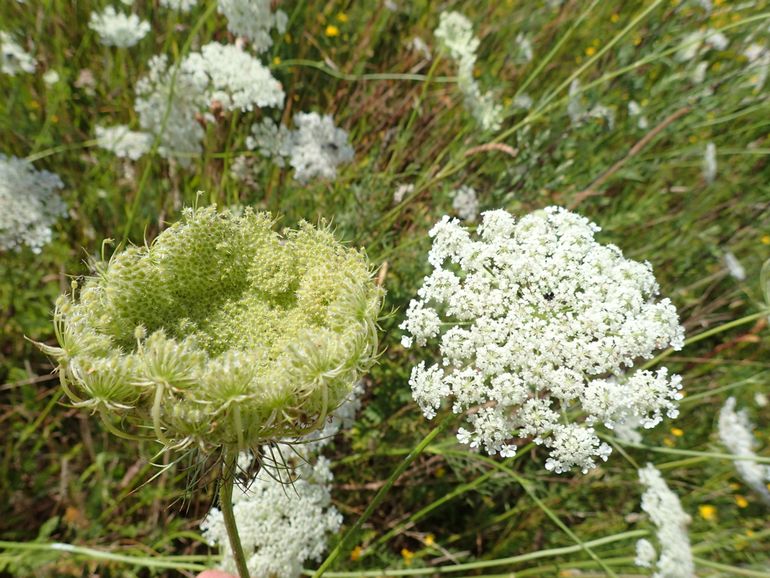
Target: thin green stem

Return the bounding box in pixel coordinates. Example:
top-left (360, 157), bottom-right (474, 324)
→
top-left (220, 447), bottom-right (250, 578)
top-left (0, 541), bottom-right (209, 571)
top-left (273, 59), bottom-right (456, 83)
top-left (312, 415), bottom-right (452, 577)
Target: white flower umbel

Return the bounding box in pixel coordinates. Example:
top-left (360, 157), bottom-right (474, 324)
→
top-left (451, 185), bottom-right (479, 222)
top-left (159, 0), bottom-right (198, 11)
top-left (201, 453), bottom-right (342, 578)
top-left (217, 0), bottom-right (288, 53)
top-left (135, 45), bottom-right (283, 165)
top-left (246, 117), bottom-right (292, 166)
top-left (1, 31), bottom-right (36, 75)
top-left (434, 11), bottom-right (502, 131)
top-left (89, 7), bottom-right (150, 48)
top-left (95, 125), bottom-right (152, 160)
top-left (0, 154), bottom-right (66, 253)
top-left (636, 464), bottom-right (694, 578)
top-left (718, 397), bottom-right (770, 504)
top-left (286, 112), bottom-right (354, 182)
top-left (401, 207), bottom-right (684, 473)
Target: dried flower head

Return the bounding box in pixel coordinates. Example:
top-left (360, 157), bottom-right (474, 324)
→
top-left (42, 206), bottom-right (383, 454)
top-left (401, 207), bottom-right (684, 473)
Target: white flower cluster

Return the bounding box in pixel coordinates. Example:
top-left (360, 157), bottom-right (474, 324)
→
top-left (718, 397), bottom-right (770, 504)
top-left (451, 185), bottom-right (479, 222)
top-left (401, 207), bottom-right (684, 473)
top-left (201, 453), bottom-right (342, 578)
top-left (201, 385), bottom-right (365, 578)
top-left (744, 43), bottom-right (769, 90)
top-left (434, 12), bottom-right (503, 131)
top-left (135, 44), bottom-right (283, 165)
top-left (247, 112), bottom-right (354, 182)
top-left (95, 125), bottom-right (152, 160)
top-left (0, 154), bottom-right (66, 253)
top-left (635, 464), bottom-right (694, 578)
top-left (88, 6), bottom-right (150, 48)
top-left (217, 0), bottom-right (288, 53)
top-left (1, 31), bottom-right (36, 75)
top-left (159, 0), bottom-right (198, 11)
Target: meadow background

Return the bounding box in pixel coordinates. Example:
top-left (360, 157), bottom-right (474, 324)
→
top-left (2, 0), bottom-right (770, 576)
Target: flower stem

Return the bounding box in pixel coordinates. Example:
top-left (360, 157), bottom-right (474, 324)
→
top-left (220, 447), bottom-right (250, 578)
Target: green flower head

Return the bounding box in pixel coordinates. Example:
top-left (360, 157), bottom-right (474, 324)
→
top-left (43, 206), bottom-right (383, 453)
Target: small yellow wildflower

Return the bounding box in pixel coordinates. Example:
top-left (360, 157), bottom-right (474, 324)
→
top-left (715, 0), bottom-right (725, 5)
top-left (325, 25), bottom-right (339, 37)
top-left (284, 33), bottom-right (292, 43)
top-left (51, 114), bottom-right (59, 124)
top-left (633, 36), bottom-right (642, 46)
top-left (401, 548), bottom-right (414, 565)
top-left (585, 46), bottom-right (597, 57)
top-left (761, 235), bottom-right (770, 245)
top-left (424, 534), bottom-right (435, 546)
top-left (698, 504), bottom-right (717, 521)
top-left (663, 436), bottom-right (675, 447)
top-left (350, 545), bottom-right (363, 561)
top-left (336, 12), bottom-right (349, 23)
top-left (434, 466), bottom-right (446, 478)
top-left (729, 482), bottom-right (741, 490)
top-left (735, 495), bottom-right (749, 508)
top-left (29, 100), bottom-right (40, 110)
top-left (273, 56), bottom-right (281, 65)
top-left (688, 135), bottom-right (698, 144)
top-left (671, 427), bottom-right (684, 437)
top-left (610, 13), bottom-right (620, 23)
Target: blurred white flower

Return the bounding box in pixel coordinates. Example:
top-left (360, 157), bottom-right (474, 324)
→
top-left (42, 69), bottom-right (59, 85)
top-left (722, 251), bottom-right (745, 281)
top-left (217, 0), bottom-right (287, 53)
top-left (95, 125), bottom-right (152, 160)
top-left (159, 0), bottom-right (198, 11)
top-left (435, 11), bottom-right (502, 131)
top-left (393, 183), bottom-right (414, 204)
top-left (636, 464), bottom-right (694, 578)
top-left (718, 397), bottom-right (770, 504)
top-left (89, 7), bottom-right (150, 48)
top-left (628, 100), bottom-right (649, 130)
top-left (0, 154), bottom-right (66, 253)
top-left (1, 31), bottom-right (36, 75)
top-left (401, 207), bottom-right (684, 472)
top-left (286, 112), bottom-right (354, 182)
top-left (451, 185), bottom-right (479, 222)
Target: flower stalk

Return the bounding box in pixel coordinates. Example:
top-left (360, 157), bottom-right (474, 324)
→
top-left (220, 447), bottom-right (250, 578)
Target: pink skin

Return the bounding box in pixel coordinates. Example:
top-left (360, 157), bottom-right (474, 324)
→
top-left (197, 572), bottom-right (238, 578)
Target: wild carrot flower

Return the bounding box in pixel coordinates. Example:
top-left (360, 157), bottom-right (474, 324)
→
top-left (718, 397), bottom-right (770, 504)
top-left (451, 185), bottom-right (479, 222)
top-left (0, 154), bottom-right (66, 253)
top-left (41, 206), bottom-right (383, 454)
top-left (434, 11), bottom-right (503, 131)
top-left (95, 125), bottom-right (152, 160)
top-left (217, 0), bottom-right (288, 52)
top-left (88, 7), bottom-right (150, 48)
top-left (1, 31), bottom-right (36, 75)
top-left (636, 464), bottom-right (694, 578)
top-left (401, 207), bottom-right (684, 473)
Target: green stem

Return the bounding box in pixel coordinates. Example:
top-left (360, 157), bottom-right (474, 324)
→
top-left (312, 415), bottom-right (452, 578)
top-left (220, 447), bottom-right (250, 578)
top-left (304, 530), bottom-right (647, 577)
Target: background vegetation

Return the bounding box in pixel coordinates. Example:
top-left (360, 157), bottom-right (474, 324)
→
top-left (1, 0), bottom-right (769, 576)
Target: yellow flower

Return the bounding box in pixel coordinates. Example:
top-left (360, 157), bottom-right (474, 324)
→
top-left (350, 545), bottom-right (363, 561)
top-left (585, 46), bottom-right (597, 57)
top-left (610, 13), bottom-right (620, 23)
top-left (434, 466), bottom-right (446, 478)
top-left (762, 235), bottom-right (770, 245)
top-left (735, 495), bottom-right (749, 508)
top-left (698, 504), bottom-right (717, 521)
top-left (325, 25), bottom-right (339, 37)
top-left (688, 135), bottom-right (698, 144)
top-left (671, 427), bottom-right (684, 437)
top-left (401, 548), bottom-right (415, 565)
top-left (633, 36), bottom-right (642, 46)
top-left (424, 534), bottom-right (435, 546)
top-left (336, 12), bottom-right (349, 23)
top-left (272, 56), bottom-right (281, 65)
top-left (663, 436), bottom-right (675, 447)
